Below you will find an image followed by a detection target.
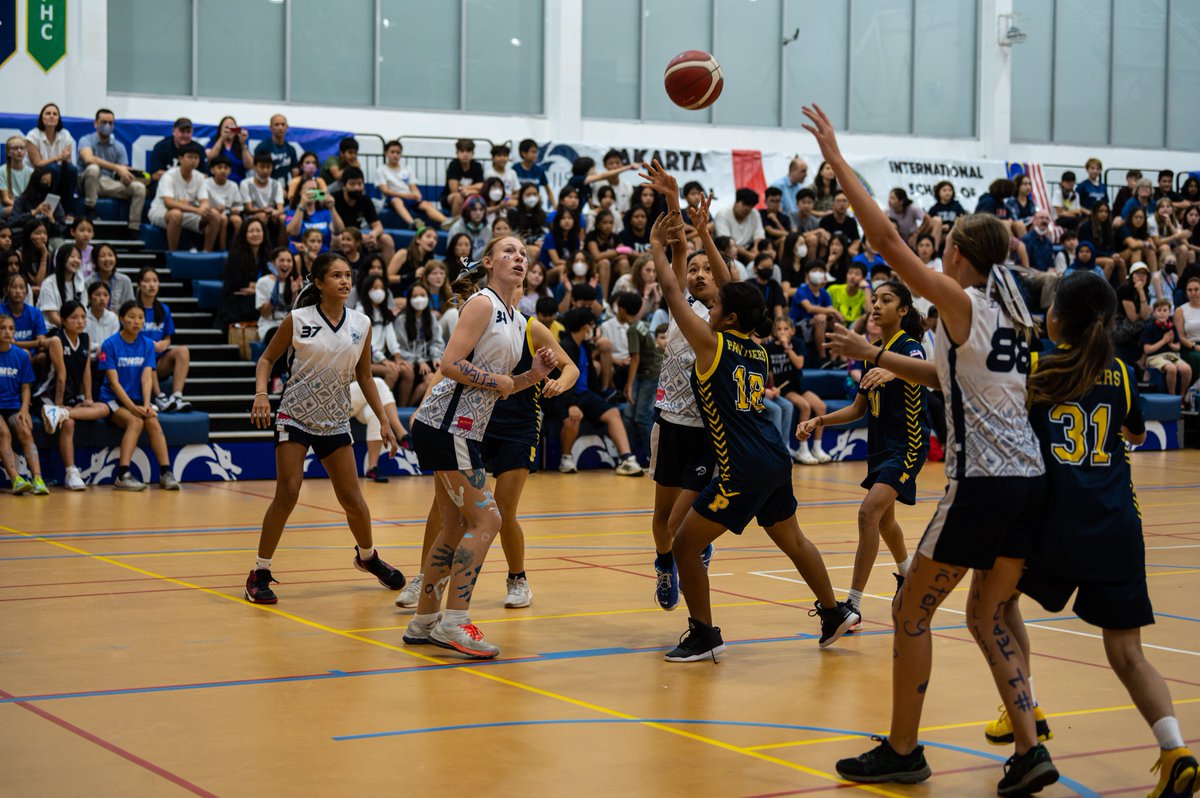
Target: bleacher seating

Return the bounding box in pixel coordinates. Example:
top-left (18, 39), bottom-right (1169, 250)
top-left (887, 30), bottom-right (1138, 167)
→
top-left (167, 251), bottom-right (226, 280)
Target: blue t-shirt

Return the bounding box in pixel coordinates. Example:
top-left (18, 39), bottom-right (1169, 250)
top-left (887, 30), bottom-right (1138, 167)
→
top-left (789, 284), bottom-right (832, 323)
top-left (513, 161), bottom-right (549, 188)
top-left (1121, 197), bottom-right (1150, 222)
top-left (0, 345), bottom-right (35, 409)
top-left (140, 303), bottom-right (176, 342)
top-left (98, 333), bottom-right (157, 404)
top-left (1078, 179), bottom-right (1107, 210)
top-left (253, 139), bottom-right (300, 182)
top-left (0, 302), bottom-right (47, 343)
top-left (287, 208), bottom-right (334, 252)
top-left (217, 146), bottom-right (248, 183)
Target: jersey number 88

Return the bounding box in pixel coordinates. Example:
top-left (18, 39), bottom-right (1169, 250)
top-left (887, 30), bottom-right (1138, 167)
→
top-left (985, 329), bottom-right (1032, 374)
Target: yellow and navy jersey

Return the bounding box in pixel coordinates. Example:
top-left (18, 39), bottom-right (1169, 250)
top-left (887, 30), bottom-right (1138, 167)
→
top-left (1028, 352), bottom-right (1146, 581)
top-left (486, 317), bottom-right (542, 448)
top-left (858, 331), bottom-right (929, 470)
top-left (691, 330), bottom-right (791, 487)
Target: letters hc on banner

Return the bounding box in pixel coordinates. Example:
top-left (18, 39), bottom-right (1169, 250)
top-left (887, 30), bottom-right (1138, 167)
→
top-left (27, 0), bottom-right (64, 72)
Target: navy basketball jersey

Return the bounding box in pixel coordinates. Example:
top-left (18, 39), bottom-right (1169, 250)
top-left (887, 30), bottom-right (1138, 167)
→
top-left (1028, 353), bottom-right (1145, 581)
top-left (691, 330), bottom-right (791, 487)
top-left (486, 317), bottom-right (542, 449)
top-left (859, 331), bottom-right (929, 470)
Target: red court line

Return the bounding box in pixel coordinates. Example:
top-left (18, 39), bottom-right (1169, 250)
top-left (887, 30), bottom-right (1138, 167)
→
top-left (0, 686), bottom-right (217, 796)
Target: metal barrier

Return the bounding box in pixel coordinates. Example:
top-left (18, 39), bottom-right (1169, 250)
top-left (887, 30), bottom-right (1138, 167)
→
top-left (353, 133), bottom-right (498, 192)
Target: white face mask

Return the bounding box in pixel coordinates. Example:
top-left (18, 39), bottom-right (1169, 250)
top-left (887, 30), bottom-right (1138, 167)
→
top-left (489, 188), bottom-right (504, 202)
top-left (409, 295), bottom-right (429, 312)
top-left (794, 241), bottom-right (808, 259)
top-left (572, 262), bottom-right (589, 277)
top-left (367, 288), bottom-right (386, 305)
top-left (809, 270), bottom-right (827, 286)
top-left (522, 194), bottom-right (539, 209)
top-left (871, 278), bottom-right (888, 290)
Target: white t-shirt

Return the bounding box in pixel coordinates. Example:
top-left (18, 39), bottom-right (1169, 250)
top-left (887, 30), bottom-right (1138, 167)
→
top-left (255, 274), bottom-right (290, 336)
top-left (240, 176), bottom-right (283, 209)
top-left (85, 308), bottom-right (119, 353)
top-left (0, 162), bottom-right (33, 198)
top-left (714, 207), bottom-right (765, 249)
top-left (26, 128), bottom-right (76, 163)
top-left (378, 163), bottom-right (413, 195)
top-left (151, 167), bottom-right (208, 215)
top-left (204, 178), bottom-right (243, 213)
top-left (38, 271), bottom-right (87, 312)
top-left (599, 317), bottom-right (630, 360)
top-left (484, 164), bottom-right (520, 196)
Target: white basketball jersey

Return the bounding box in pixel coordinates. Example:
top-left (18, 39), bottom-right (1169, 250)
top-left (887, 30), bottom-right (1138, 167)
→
top-left (935, 286), bottom-right (1044, 479)
top-left (415, 287), bottom-right (526, 441)
top-left (277, 304), bottom-right (371, 436)
top-left (655, 295), bottom-right (710, 427)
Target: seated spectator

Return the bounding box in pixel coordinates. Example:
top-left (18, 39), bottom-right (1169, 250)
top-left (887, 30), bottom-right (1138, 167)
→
top-left (294, 228), bottom-right (324, 280)
top-left (484, 142), bottom-right (521, 199)
top-left (255, 246), bottom-right (299, 390)
top-left (1179, 177), bottom-right (1200, 216)
top-left (68, 217), bottom-right (96, 280)
top-left (421, 260), bottom-right (454, 318)
top-left (1005, 174), bottom-right (1038, 226)
top-left (1121, 178), bottom-right (1156, 228)
top-left (915, 233), bottom-right (942, 273)
top-left (339, 228), bottom-right (367, 274)
top-left (1069, 241), bottom-right (1104, 277)
top-left (0, 313), bottom-right (46, 494)
top-left (1115, 263), bottom-right (1152, 364)
top-left (1077, 200), bottom-right (1125, 280)
top-left (84, 281), bottom-right (118, 355)
top-left (975, 178), bottom-right (1021, 230)
top-left (1175, 276), bottom-right (1200, 381)
top-left (810, 160), bottom-right (839, 216)
top-left (772, 158), bottom-right (809, 217)
top-left (551, 307), bottom-right (642, 475)
top-left (34, 299), bottom-right (109, 490)
top-left (761, 186), bottom-right (792, 254)
top-left (387, 224), bottom-right (439, 296)
top-left (134, 267), bottom-right (192, 412)
top-left (347, 252), bottom-right (388, 309)
top-left (747, 252), bottom-right (786, 318)
top-left (285, 151), bottom-right (325, 206)
top-left (623, 185), bottom-right (666, 231)
top-left (390, 283), bottom-right (445, 405)
top-left (817, 191), bottom-right (861, 255)
top-left (1143, 298), bottom-right (1191, 401)
top-left (783, 187), bottom-right (829, 268)
top-left (765, 317), bottom-right (829, 464)
top-left (540, 206), bottom-right (584, 275)
top-left (513, 138), bottom-right (554, 206)
top-left (927, 180), bottom-right (967, 233)
top-left (321, 136), bottom-right (361, 190)
top-left (1183, 207), bottom-right (1200, 271)
top-left (713, 188), bottom-right (765, 263)
top-left (352, 375), bottom-right (412, 483)
top-left (1, 136), bottom-right (34, 218)
top-left (25, 103), bottom-right (77, 221)
top-left (1112, 170), bottom-right (1142, 227)
top-left (821, 233), bottom-right (851, 286)
top-left (1017, 210), bottom-right (1060, 312)
top-left (441, 138), bottom-right (484, 217)
top-left (828, 261), bottom-right (871, 327)
top-left (1078, 158), bottom-right (1107, 211)
top-left (1154, 169), bottom-right (1182, 206)
top-left (851, 234), bottom-right (887, 275)
top-left (149, 143), bottom-right (222, 252)
top-left (286, 178), bottom-right (343, 255)
top-left (510, 183), bottom-right (548, 237)
top-left (16, 218), bottom-right (53, 299)
top-left (593, 184), bottom-right (624, 232)
top-left (87, 243), bottom-right (135, 310)
top-left (1154, 198), bottom-right (1194, 271)
top-left (0, 223), bottom-right (10, 254)
top-left (149, 118), bottom-right (208, 185)
top-left (38, 245), bottom-right (87, 327)
top-left (887, 187), bottom-right (942, 250)
top-left (619, 292), bottom-right (662, 455)
top-left (518, 261), bottom-right (550, 316)
top-left (610, 254), bottom-right (659, 315)
top-left (1051, 170), bottom-right (1084, 231)
top-left (77, 109), bottom-right (146, 234)
top-left (241, 153), bottom-right (287, 245)
top-left (333, 167), bottom-right (395, 262)
top-left (219, 219), bottom-right (269, 331)
top-left (1120, 207), bottom-right (1159, 272)
top-left (789, 259), bottom-right (843, 366)
top-left (585, 208), bottom-right (627, 297)
top-left (446, 195), bottom-right (492, 261)
top-left (203, 155), bottom-right (244, 250)
top-left (97, 300), bottom-right (179, 490)
top-left (1053, 231), bottom-right (1078, 273)
top-left (1, 273), bottom-right (48, 362)
top-left (2, 247), bottom-right (19, 276)
top-left (378, 139), bottom-right (446, 228)
top-left (254, 114), bottom-right (300, 183)
top-left (481, 176), bottom-right (511, 224)
top-left (10, 167), bottom-right (66, 242)
top-left (617, 204), bottom-right (652, 255)
top-left (205, 116), bottom-right (253, 184)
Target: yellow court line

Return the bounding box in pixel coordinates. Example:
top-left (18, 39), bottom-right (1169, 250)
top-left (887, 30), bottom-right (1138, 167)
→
top-left (0, 524), bottom-right (901, 797)
top-left (745, 697), bottom-right (1200, 752)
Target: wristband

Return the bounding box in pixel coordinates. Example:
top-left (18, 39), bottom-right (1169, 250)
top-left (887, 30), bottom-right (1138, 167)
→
top-left (254, 391), bottom-right (268, 397)
top-left (876, 347), bottom-right (885, 366)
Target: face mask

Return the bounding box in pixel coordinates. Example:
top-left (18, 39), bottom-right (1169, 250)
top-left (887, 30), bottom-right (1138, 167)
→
top-left (809, 270), bottom-right (827, 285)
top-left (98, 123), bottom-right (114, 137)
top-left (757, 268), bottom-right (774, 281)
top-left (367, 288), bottom-right (386, 304)
top-left (572, 262), bottom-right (589, 277)
top-left (793, 241), bottom-right (808, 259)
top-left (410, 295), bottom-right (429, 312)
top-left (489, 188), bottom-right (504, 202)
top-left (522, 194), bottom-right (539, 209)
top-left (303, 163), bottom-right (316, 176)
top-left (872, 278), bottom-right (888, 290)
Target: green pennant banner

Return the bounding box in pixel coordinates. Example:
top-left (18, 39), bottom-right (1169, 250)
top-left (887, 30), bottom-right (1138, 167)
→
top-left (27, 0), bottom-right (64, 72)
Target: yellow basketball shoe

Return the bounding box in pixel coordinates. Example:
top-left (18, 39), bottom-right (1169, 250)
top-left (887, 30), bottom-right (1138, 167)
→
top-left (985, 705), bottom-right (1053, 746)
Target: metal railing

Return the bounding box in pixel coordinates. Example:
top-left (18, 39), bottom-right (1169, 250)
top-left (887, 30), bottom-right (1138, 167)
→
top-left (353, 133), bottom-right (498, 193)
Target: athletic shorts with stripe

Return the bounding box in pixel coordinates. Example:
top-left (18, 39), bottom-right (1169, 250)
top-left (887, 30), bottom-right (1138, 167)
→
top-left (411, 419), bottom-right (484, 472)
top-left (480, 435), bottom-right (538, 477)
top-left (862, 450), bottom-right (926, 506)
top-left (649, 417), bottom-right (715, 492)
top-left (917, 475), bottom-right (1046, 569)
top-left (275, 423), bottom-right (353, 460)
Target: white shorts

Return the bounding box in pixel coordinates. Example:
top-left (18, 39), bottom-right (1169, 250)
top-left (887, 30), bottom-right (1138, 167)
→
top-left (148, 205), bottom-right (203, 233)
top-left (349, 378), bottom-right (395, 442)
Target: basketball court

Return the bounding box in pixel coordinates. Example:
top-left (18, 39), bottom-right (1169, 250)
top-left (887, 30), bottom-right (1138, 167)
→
top-left (3, 454), bottom-right (1197, 796)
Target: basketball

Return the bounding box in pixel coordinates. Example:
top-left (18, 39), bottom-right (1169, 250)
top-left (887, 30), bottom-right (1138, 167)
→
top-left (664, 50), bottom-right (724, 110)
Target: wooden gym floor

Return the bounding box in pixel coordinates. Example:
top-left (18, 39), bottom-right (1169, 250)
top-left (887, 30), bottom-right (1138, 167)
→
top-left (2, 453), bottom-right (1198, 797)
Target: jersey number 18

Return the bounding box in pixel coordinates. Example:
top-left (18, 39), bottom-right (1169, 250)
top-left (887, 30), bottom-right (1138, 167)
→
top-left (732, 365), bottom-right (765, 412)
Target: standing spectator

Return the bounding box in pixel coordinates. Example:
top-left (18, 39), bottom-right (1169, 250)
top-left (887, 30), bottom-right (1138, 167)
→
top-left (149, 144), bottom-right (220, 252)
top-left (1, 136), bottom-right (33, 218)
top-left (203, 156), bottom-right (244, 250)
top-left (87, 243), bottom-right (135, 311)
top-left (241, 153), bottom-right (288, 245)
top-left (513, 138), bottom-right (554, 207)
top-left (148, 118), bottom-right (208, 184)
top-left (0, 313), bottom-right (46, 494)
top-left (1078, 157), bottom-right (1107, 211)
top-left (24, 103), bottom-right (77, 221)
top-left (1051, 170), bottom-right (1085, 231)
top-left (333, 167), bottom-right (395, 263)
top-left (320, 137), bottom-right (360, 190)
top-left (441, 138), bottom-right (484, 217)
top-left (84, 281), bottom-right (117, 354)
top-left (379, 139), bottom-right (446, 228)
top-left (927, 181), bottom-right (967, 232)
top-left (205, 116), bottom-right (253, 184)
top-left (886, 188), bottom-right (942, 250)
top-left (714, 188), bottom-right (765, 263)
top-left (1111, 170), bottom-right (1142, 226)
top-left (771, 157), bottom-right (809, 217)
top-left (253, 114), bottom-right (300, 183)
top-left (618, 292), bottom-right (660, 454)
top-left (76, 109), bottom-right (146, 235)
top-left (761, 186), bottom-right (793, 256)
top-left (818, 191), bottom-right (861, 254)
top-left (218, 218), bottom-right (269, 330)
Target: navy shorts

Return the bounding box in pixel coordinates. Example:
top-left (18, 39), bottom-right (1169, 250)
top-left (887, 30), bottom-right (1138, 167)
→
top-left (275, 423), bottom-right (352, 460)
top-left (411, 419), bottom-right (484, 473)
top-left (862, 450), bottom-right (927, 506)
top-left (917, 476), bottom-right (1046, 569)
top-left (693, 477), bottom-right (797, 535)
top-left (649, 418), bottom-right (715, 492)
top-left (1018, 572), bottom-right (1154, 630)
top-left (570, 389), bottom-right (614, 425)
top-left (480, 435), bottom-right (537, 477)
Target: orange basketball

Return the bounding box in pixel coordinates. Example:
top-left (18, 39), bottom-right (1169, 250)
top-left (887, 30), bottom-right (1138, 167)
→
top-left (664, 50), bottom-right (724, 110)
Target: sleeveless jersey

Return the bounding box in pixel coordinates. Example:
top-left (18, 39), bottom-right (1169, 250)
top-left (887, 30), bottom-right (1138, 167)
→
top-left (935, 286), bottom-right (1043, 479)
top-left (1028, 354), bottom-right (1145, 581)
top-left (859, 331), bottom-right (928, 470)
top-left (691, 330), bottom-right (791, 488)
top-left (36, 328), bottom-right (89, 401)
top-left (656, 295), bottom-right (710, 427)
top-left (278, 305), bottom-right (371, 436)
top-left (416, 287), bottom-right (526, 441)
top-left (486, 316), bottom-right (541, 447)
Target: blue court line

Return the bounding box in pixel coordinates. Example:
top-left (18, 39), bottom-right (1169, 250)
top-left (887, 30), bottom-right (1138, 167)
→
top-left (1155, 611), bottom-right (1200, 624)
top-left (1147, 563), bottom-right (1200, 570)
top-left (328, 717), bottom-right (1099, 796)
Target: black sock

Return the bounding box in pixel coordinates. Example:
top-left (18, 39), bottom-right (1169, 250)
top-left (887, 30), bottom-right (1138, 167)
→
top-left (655, 551), bottom-right (675, 569)
top-left (508, 571), bottom-right (526, 581)
top-left (116, 465), bottom-right (130, 479)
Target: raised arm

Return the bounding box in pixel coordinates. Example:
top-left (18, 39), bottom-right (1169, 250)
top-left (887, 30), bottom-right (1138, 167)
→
top-left (650, 210), bottom-right (717, 370)
top-left (690, 190), bottom-right (732, 289)
top-left (826, 323), bottom-right (941, 390)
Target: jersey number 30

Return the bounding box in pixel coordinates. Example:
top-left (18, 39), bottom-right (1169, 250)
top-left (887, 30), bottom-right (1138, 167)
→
top-left (732, 365), bottom-right (765, 412)
top-left (1049, 402), bottom-right (1112, 466)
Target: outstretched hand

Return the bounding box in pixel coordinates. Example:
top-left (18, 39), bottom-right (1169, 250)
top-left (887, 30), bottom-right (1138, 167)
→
top-left (638, 159), bottom-right (678, 198)
top-left (826, 323), bottom-right (874, 362)
top-left (650, 210), bottom-right (684, 247)
top-left (688, 190), bottom-right (713, 231)
top-left (800, 104), bottom-right (844, 165)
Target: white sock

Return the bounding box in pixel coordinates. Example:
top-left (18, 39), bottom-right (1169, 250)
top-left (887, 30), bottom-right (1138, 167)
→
top-left (797, 439), bottom-right (812, 455)
top-left (897, 554), bottom-right (914, 577)
top-left (847, 588), bottom-right (863, 608)
top-left (255, 557), bottom-right (272, 570)
top-left (1152, 716), bottom-right (1185, 751)
top-left (356, 545), bottom-right (375, 561)
top-left (172, 391), bottom-right (184, 399)
top-left (414, 612), bottom-right (439, 626)
top-left (443, 608), bottom-right (469, 627)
